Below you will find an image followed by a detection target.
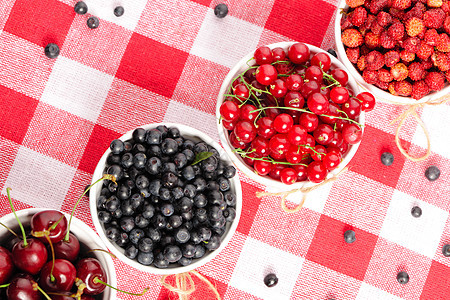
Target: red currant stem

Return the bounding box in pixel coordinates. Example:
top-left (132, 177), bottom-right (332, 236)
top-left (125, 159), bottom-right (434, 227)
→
top-left (253, 111), bottom-right (263, 127)
top-left (45, 234), bottom-right (56, 283)
top-left (351, 95), bottom-right (362, 102)
top-left (6, 188), bottom-right (27, 247)
top-left (238, 73), bottom-right (271, 96)
top-left (299, 144), bottom-right (322, 157)
top-left (278, 74), bottom-right (291, 77)
top-left (65, 175), bottom-right (115, 242)
top-left (93, 277), bottom-right (150, 296)
top-left (227, 66), bottom-right (258, 94)
top-left (271, 60), bottom-right (291, 65)
top-left (322, 72), bottom-right (341, 87)
top-left (0, 221), bottom-right (19, 238)
top-left (336, 109), bottom-right (349, 119)
top-left (233, 148), bottom-right (307, 166)
top-left (86, 248), bottom-right (117, 259)
top-left (33, 283), bottom-right (52, 300)
top-left (246, 57), bottom-right (254, 67)
top-left (321, 82), bottom-right (339, 90)
top-left (334, 122), bottom-right (337, 131)
top-left (0, 283), bottom-right (10, 288)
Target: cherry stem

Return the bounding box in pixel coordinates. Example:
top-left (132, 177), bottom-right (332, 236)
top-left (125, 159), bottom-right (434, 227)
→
top-left (233, 148), bottom-right (308, 166)
top-left (86, 248), bottom-right (117, 259)
top-left (6, 188), bottom-right (27, 247)
top-left (45, 234), bottom-right (56, 283)
top-left (64, 175), bottom-right (115, 242)
top-left (93, 277), bottom-right (150, 296)
top-left (33, 282), bottom-right (52, 300)
top-left (0, 221), bottom-right (19, 238)
top-left (0, 283), bottom-right (10, 288)
top-left (48, 214), bottom-right (66, 232)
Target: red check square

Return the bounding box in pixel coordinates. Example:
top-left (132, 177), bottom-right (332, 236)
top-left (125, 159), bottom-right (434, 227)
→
top-left (0, 194), bottom-right (32, 217)
top-left (237, 182), bottom-right (262, 236)
top-left (265, 0), bottom-right (336, 46)
top-left (116, 33), bottom-right (189, 98)
top-left (306, 214), bottom-right (378, 281)
top-left (0, 85), bottom-right (39, 144)
top-left (0, 137), bottom-right (20, 192)
top-left (4, 0), bottom-right (74, 47)
top-left (420, 260), bottom-right (450, 299)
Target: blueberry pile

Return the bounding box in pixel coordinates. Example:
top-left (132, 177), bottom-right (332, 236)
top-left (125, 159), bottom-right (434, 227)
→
top-left (96, 125), bottom-right (237, 268)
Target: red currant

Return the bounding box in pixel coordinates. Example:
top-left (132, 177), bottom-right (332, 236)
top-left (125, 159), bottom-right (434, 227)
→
top-left (356, 92), bottom-right (376, 112)
top-left (307, 161), bottom-right (327, 183)
top-left (299, 134), bottom-right (316, 153)
top-left (256, 117), bottom-right (276, 139)
top-left (254, 160), bottom-right (272, 175)
top-left (311, 52), bottom-right (331, 72)
top-left (285, 74), bottom-right (303, 91)
top-left (338, 141), bottom-right (349, 155)
top-left (255, 64), bottom-right (277, 85)
top-left (233, 83), bottom-right (250, 101)
top-left (273, 114), bottom-right (294, 133)
top-left (311, 145), bottom-right (327, 161)
top-left (328, 130), bottom-right (344, 148)
top-left (265, 107), bottom-right (281, 119)
top-left (313, 124), bottom-right (334, 145)
top-left (232, 77), bottom-right (248, 89)
top-left (243, 151), bottom-right (258, 166)
top-left (299, 113), bottom-right (319, 132)
top-left (330, 68), bottom-right (349, 86)
top-left (280, 168), bottom-right (297, 184)
top-left (250, 136), bottom-right (270, 157)
top-left (272, 47), bottom-right (286, 62)
top-left (342, 123), bottom-right (363, 145)
top-left (341, 98), bottom-right (361, 120)
top-left (330, 86), bottom-right (349, 104)
top-left (244, 68), bottom-right (256, 81)
top-left (319, 84), bottom-right (331, 99)
top-left (234, 121), bottom-right (257, 143)
top-left (220, 101), bottom-right (240, 121)
top-left (300, 80), bottom-right (320, 99)
top-left (335, 118), bottom-right (350, 131)
top-left (286, 145), bottom-right (304, 164)
top-left (254, 46), bottom-right (273, 65)
top-left (222, 119), bottom-right (237, 131)
top-left (288, 43), bottom-right (310, 64)
top-left (323, 150), bottom-right (342, 170)
top-left (269, 79), bottom-right (288, 98)
top-left (269, 163), bottom-right (286, 180)
top-left (239, 104), bottom-right (258, 122)
top-left (229, 132), bottom-right (248, 149)
top-left (268, 134), bottom-right (291, 157)
top-left (307, 93), bottom-right (329, 115)
top-left (319, 102), bottom-right (340, 125)
top-left (287, 125), bottom-right (307, 145)
top-left (284, 91), bottom-right (305, 109)
top-left (305, 66), bottom-right (323, 82)
top-left (293, 165), bottom-right (308, 181)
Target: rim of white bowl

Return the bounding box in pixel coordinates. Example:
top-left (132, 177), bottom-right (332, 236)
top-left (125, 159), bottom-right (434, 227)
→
top-left (89, 123), bottom-right (242, 275)
top-left (334, 0), bottom-right (450, 104)
top-left (0, 208), bottom-right (117, 300)
top-left (216, 41), bottom-right (364, 191)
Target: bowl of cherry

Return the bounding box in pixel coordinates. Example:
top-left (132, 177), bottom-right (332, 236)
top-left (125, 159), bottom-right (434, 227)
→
top-left (217, 41), bottom-right (376, 190)
top-left (89, 123), bottom-right (242, 275)
top-left (0, 205), bottom-right (117, 299)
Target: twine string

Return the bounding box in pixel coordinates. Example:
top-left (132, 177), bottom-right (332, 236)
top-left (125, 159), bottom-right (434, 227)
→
top-left (256, 167), bottom-right (348, 213)
top-left (160, 271), bottom-right (221, 300)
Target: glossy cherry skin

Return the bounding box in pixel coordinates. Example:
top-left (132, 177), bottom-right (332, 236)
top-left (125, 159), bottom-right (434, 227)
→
top-left (250, 136), bottom-right (270, 157)
top-left (287, 125), bottom-right (308, 145)
top-left (52, 293), bottom-right (95, 300)
top-left (76, 258), bottom-right (107, 295)
top-left (254, 46), bottom-right (273, 65)
top-left (273, 114), bottom-right (294, 133)
top-left (323, 150), bottom-right (342, 171)
top-left (357, 92), bottom-right (376, 112)
top-left (12, 238), bottom-right (48, 275)
top-left (7, 274), bottom-right (40, 300)
top-left (341, 98), bottom-right (361, 120)
top-left (284, 91), bottom-right (304, 109)
top-left (300, 80), bottom-right (320, 99)
top-left (299, 113), bottom-right (319, 132)
top-left (40, 259), bottom-right (76, 292)
top-left (288, 43), bottom-right (310, 64)
top-left (0, 246), bottom-right (14, 284)
top-left (256, 117), bottom-right (276, 140)
top-left (285, 74), bottom-right (303, 91)
top-left (307, 161), bottom-right (328, 183)
top-left (271, 47), bottom-right (286, 61)
top-left (313, 124), bottom-right (334, 145)
top-left (342, 124), bottom-right (363, 145)
top-left (305, 66), bottom-right (323, 82)
top-left (255, 64), bottom-right (277, 85)
top-left (268, 134), bottom-right (291, 157)
top-left (220, 101), bottom-right (240, 122)
top-left (330, 68), bottom-right (349, 86)
top-left (54, 233), bottom-right (80, 263)
top-left (293, 165), bottom-right (308, 181)
top-left (31, 210), bottom-right (68, 244)
top-left (280, 168), bottom-right (297, 184)
top-left (269, 163), bottom-right (286, 180)
top-left (229, 132), bottom-right (248, 149)
top-left (311, 52), bottom-right (331, 72)
top-left (253, 160), bottom-right (272, 175)
top-left (239, 104), bottom-right (258, 122)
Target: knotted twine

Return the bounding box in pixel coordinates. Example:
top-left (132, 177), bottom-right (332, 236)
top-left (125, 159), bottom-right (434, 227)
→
top-left (256, 167), bottom-right (349, 213)
top-left (160, 270), bottom-right (221, 300)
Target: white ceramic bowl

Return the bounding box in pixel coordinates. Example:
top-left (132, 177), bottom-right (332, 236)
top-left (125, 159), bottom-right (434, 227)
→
top-left (334, 0), bottom-right (450, 104)
top-left (216, 41), bottom-right (364, 192)
top-left (0, 208), bottom-right (117, 299)
top-left (89, 123), bottom-right (242, 275)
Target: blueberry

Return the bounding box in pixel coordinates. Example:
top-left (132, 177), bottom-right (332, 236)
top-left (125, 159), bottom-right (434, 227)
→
top-left (116, 232), bottom-right (129, 247)
top-left (192, 164), bottom-right (201, 176)
top-left (157, 125), bottom-right (169, 137)
top-left (146, 129), bottom-right (162, 145)
top-left (168, 127), bottom-right (180, 138)
top-left (216, 162), bottom-right (224, 176)
top-left (132, 128), bottom-right (146, 143)
top-left (184, 184), bottom-right (197, 198)
top-left (74, 1), bottom-right (88, 14)
top-left (397, 271), bottom-right (409, 284)
top-left (381, 152), bottom-right (394, 166)
top-left (121, 199), bottom-right (134, 216)
top-left (172, 187), bottom-right (184, 200)
top-left (195, 208), bottom-right (208, 223)
top-left (124, 244), bottom-right (138, 259)
top-left (96, 195), bottom-right (107, 209)
top-left (137, 251), bottom-right (153, 265)
top-left (129, 228), bottom-right (145, 244)
top-left (154, 253), bottom-right (169, 268)
top-left (344, 230), bottom-right (356, 243)
top-left (169, 215), bottom-right (183, 229)
top-left (162, 172), bottom-right (178, 188)
top-left (44, 43), bottom-right (60, 59)
top-left (193, 177), bottom-right (207, 192)
top-left (174, 153), bottom-right (187, 169)
top-left (442, 244), bottom-right (450, 257)
top-left (209, 206), bottom-right (223, 221)
top-left (121, 153), bottom-right (134, 169)
top-left (178, 197), bottom-right (194, 213)
top-left (105, 226), bottom-right (120, 242)
top-left (175, 228), bottom-right (191, 243)
top-left (214, 3), bottom-right (228, 18)
top-left (107, 164), bottom-right (123, 182)
top-left (159, 187), bottom-right (172, 201)
top-left (133, 152), bottom-right (147, 169)
top-left (194, 194), bottom-right (207, 208)
top-left (147, 145), bottom-right (162, 158)
top-left (135, 175), bottom-right (149, 190)
top-left (224, 191), bottom-right (236, 206)
top-left (138, 237), bottom-right (153, 253)
top-left (207, 181), bottom-right (220, 191)
top-left (161, 138), bottom-right (178, 155)
top-left (411, 206), bottom-right (422, 218)
top-left (190, 231), bottom-right (202, 244)
top-left (123, 141), bottom-right (133, 152)
top-left (201, 156), bottom-right (218, 173)
top-left (110, 139), bottom-right (124, 154)
top-left (215, 198), bottom-right (227, 210)
top-left (147, 228), bottom-right (161, 242)
top-left (327, 48), bottom-right (337, 58)
top-left (183, 244), bottom-right (196, 258)
top-left (105, 196), bottom-right (120, 212)
top-left (108, 181), bottom-right (118, 193)
top-left (148, 179), bottom-right (161, 196)
top-left (114, 6), bottom-right (124, 17)
top-left (264, 273), bottom-right (278, 287)
top-left (160, 235), bottom-right (176, 247)
top-left (184, 221), bottom-right (193, 231)
top-left (153, 214), bottom-right (167, 230)
top-left (130, 193), bottom-right (143, 210)
top-left (128, 167), bottom-right (142, 181)
top-left (194, 142), bottom-right (208, 154)
top-left (145, 157), bottom-right (162, 175)
top-left (164, 245), bottom-right (182, 263)
top-left (181, 210), bottom-right (193, 221)
top-left (183, 139), bottom-right (195, 150)
top-left (100, 187), bottom-right (111, 197)
top-left (161, 203), bottom-right (175, 217)
top-left (175, 137), bottom-right (184, 147)
top-left (179, 257), bottom-right (192, 266)
top-left (116, 184), bottom-right (130, 200)
top-left (132, 143), bottom-right (146, 155)
top-left (209, 190), bottom-right (224, 205)
top-left (223, 165), bottom-right (236, 178)
top-left (425, 165), bottom-right (440, 181)
top-left (120, 216), bottom-right (135, 232)
top-left (135, 214), bottom-right (150, 228)
top-left (193, 244), bottom-right (206, 258)
top-left (162, 162), bottom-right (177, 174)
top-left (204, 171), bottom-right (217, 181)
top-left (214, 226), bottom-right (226, 236)
top-left (210, 216), bottom-right (226, 229)
top-left (182, 149), bottom-right (195, 162)
top-left (87, 16), bottom-right (99, 29)
top-left (182, 166), bottom-right (195, 181)
top-left (223, 207), bottom-right (236, 222)
top-left (198, 227), bottom-right (212, 241)
top-left (217, 177), bottom-right (230, 192)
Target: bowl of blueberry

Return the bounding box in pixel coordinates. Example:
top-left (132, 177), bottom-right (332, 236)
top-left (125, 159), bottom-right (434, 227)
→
top-left (89, 123), bottom-right (242, 274)
top-left (217, 41), bottom-right (376, 190)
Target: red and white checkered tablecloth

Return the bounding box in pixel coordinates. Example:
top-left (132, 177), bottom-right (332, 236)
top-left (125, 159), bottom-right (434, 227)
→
top-left (1, 0), bottom-right (450, 299)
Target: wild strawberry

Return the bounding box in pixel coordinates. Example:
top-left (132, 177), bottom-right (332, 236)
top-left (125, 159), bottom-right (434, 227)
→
top-left (388, 82), bottom-right (398, 95)
top-left (408, 62), bottom-right (426, 80)
top-left (342, 28), bottom-right (364, 47)
top-left (425, 29), bottom-right (440, 46)
top-left (377, 11), bottom-right (392, 27)
top-left (360, 45), bottom-right (370, 56)
top-left (346, 0), bottom-right (365, 8)
top-left (371, 22), bottom-right (385, 34)
top-left (442, 1), bottom-right (450, 14)
top-left (370, 0), bottom-right (390, 14)
top-left (360, 14), bottom-right (377, 32)
top-left (445, 71), bottom-right (450, 82)
top-left (375, 80), bottom-right (389, 90)
top-left (400, 50), bottom-right (415, 62)
top-left (380, 30), bottom-right (396, 48)
top-left (437, 33), bottom-right (450, 52)
top-left (388, 23), bottom-right (405, 41)
top-left (357, 55), bottom-right (367, 70)
top-left (341, 14), bottom-right (354, 31)
top-left (395, 80), bottom-right (412, 96)
top-left (405, 17), bottom-right (425, 37)
top-left (365, 32), bottom-right (381, 48)
top-left (425, 72), bottom-right (445, 91)
top-left (346, 47), bottom-right (360, 64)
top-left (432, 51), bottom-right (450, 71)
top-left (384, 50), bottom-right (401, 67)
top-left (389, 8), bottom-right (406, 20)
top-left (403, 37), bottom-right (420, 53)
top-left (391, 63), bottom-right (409, 81)
top-left (427, 0), bottom-right (443, 7)
top-left (363, 69), bottom-right (379, 84)
top-left (404, 2), bottom-right (426, 20)
top-left (366, 50), bottom-right (384, 70)
top-left (378, 68), bottom-right (394, 82)
top-left (348, 7), bottom-right (368, 27)
top-left (416, 41), bottom-right (434, 60)
top-left (392, 0), bottom-right (412, 10)
top-left (411, 80), bottom-right (430, 99)
top-left (423, 8), bottom-right (446, 29)
top-left (444, 16), bottom-right (450, 35)
top-left (422, 59), bottom-right (433, 69)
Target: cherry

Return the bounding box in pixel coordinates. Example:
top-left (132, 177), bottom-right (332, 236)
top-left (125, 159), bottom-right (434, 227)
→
top-left (6, 274), bottom-right (40, 300)
top-left (254, 46), bottom-right (273, 65)
top-left (220, 101), bottom-right (240, 122)
top-left (31, 210), bottom-right (68, 244)
top-left (222, 119), bottom-right (237, 131)
top-left (271, 47), bottom-right (286, 61)
top-left (268, 134), bottom-right (291, 157)
top-left (293, 165), bottom-right (308, 181)
top-left (269, 163), bottom-right (286, 180)
top-left (233, 83), bottom-right (250, 101)
top-left (307, 161), bottom-right (328, 183)
top-left (250, 136), bottom-right (270, 156)
top-left (254, 160), bottom-right (272, 175)
top-left (330, 86), bottom-right (349, 104)
top-left (357, 92), bottom-right (376, 112)
top-left (311, 52), bottom-right (331, 72)
top-left (288, 43), bottom-right (310, 64)
top-left (311, 145), bottom-right (327, 161)
top-left (287, 125), bottom-right (307, 145)
top-left (52, 294), bottom-right (95, 300)
top-left (239, 104), bottom-right (258, 122)
top-left (12, 238), bottom-right (48, 275)
top-left (305, 66), bottom-right (323, 82)
top-left (323, 150), bottom-right (342, 170)
top-left (244, 68), bottom-right (256, 81)
top-left (234, 121), bottom-right (257, 143)
top-left (286, 145), bottom-right (304, 164)
top-left (319, 102), bottom-right (340, 125)
top-left (280, 168), bottom-right (297, 184)
top-left (0, 246), bottom-right (14, 284)
top-left (54, 233), bottom-right (80, 262)
top-left (313, 124), bottom-right (334, 145)
top-left (300, 80), bottom-right (320, 99)
top-left (273, 113), bottom-right (294, 133)
top-left (307, 93), bottom-right (329, 115)
top-left (269, 79), bottom-right (288, 98)
top-left (76, 258), bottom-right (107, 295)
top-left (284, 91), bottom-right (304, 109)
top-left (341, 98), bottom-right (361, 120)
top-left (285, 74), bottom-right (303, 91)
top-left (229, 132), bottom-right (248, 149)
top-left (256, 117), bottom-right (276, 139)
top-left (342, 123), bottom-right (363, 145)
top-left (255, 64), bottom-right (277, 85)
top-left (299, 113), bottom-right (319, 132)
top-left (40, 259), bottom-right (76, 292)
top-left (330, 68), bottom-right (349, 86)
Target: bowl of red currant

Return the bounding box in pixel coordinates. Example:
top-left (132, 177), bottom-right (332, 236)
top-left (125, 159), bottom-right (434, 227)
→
top-left (89, 123), bottom-right (242, 275)
top-left (216, 41), bottom-right (376, 190)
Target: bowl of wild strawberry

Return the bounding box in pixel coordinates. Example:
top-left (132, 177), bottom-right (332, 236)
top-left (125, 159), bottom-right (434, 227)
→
top-left (216, 41), bottom-right (376, 190)
top-left (89, 123), bottom-right (242, 275)
top-left (0, 207), bottom-right (117, 299)
top-left (335, 0), bottom-right (450, 103)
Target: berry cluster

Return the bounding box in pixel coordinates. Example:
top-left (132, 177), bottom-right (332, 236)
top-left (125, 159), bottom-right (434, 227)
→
top-left (341, 0), bottom-right (450, 99)
top-left (98, 126), bottom-right (237, 268)
top-left (219, 43), bottom-right (375, 185)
